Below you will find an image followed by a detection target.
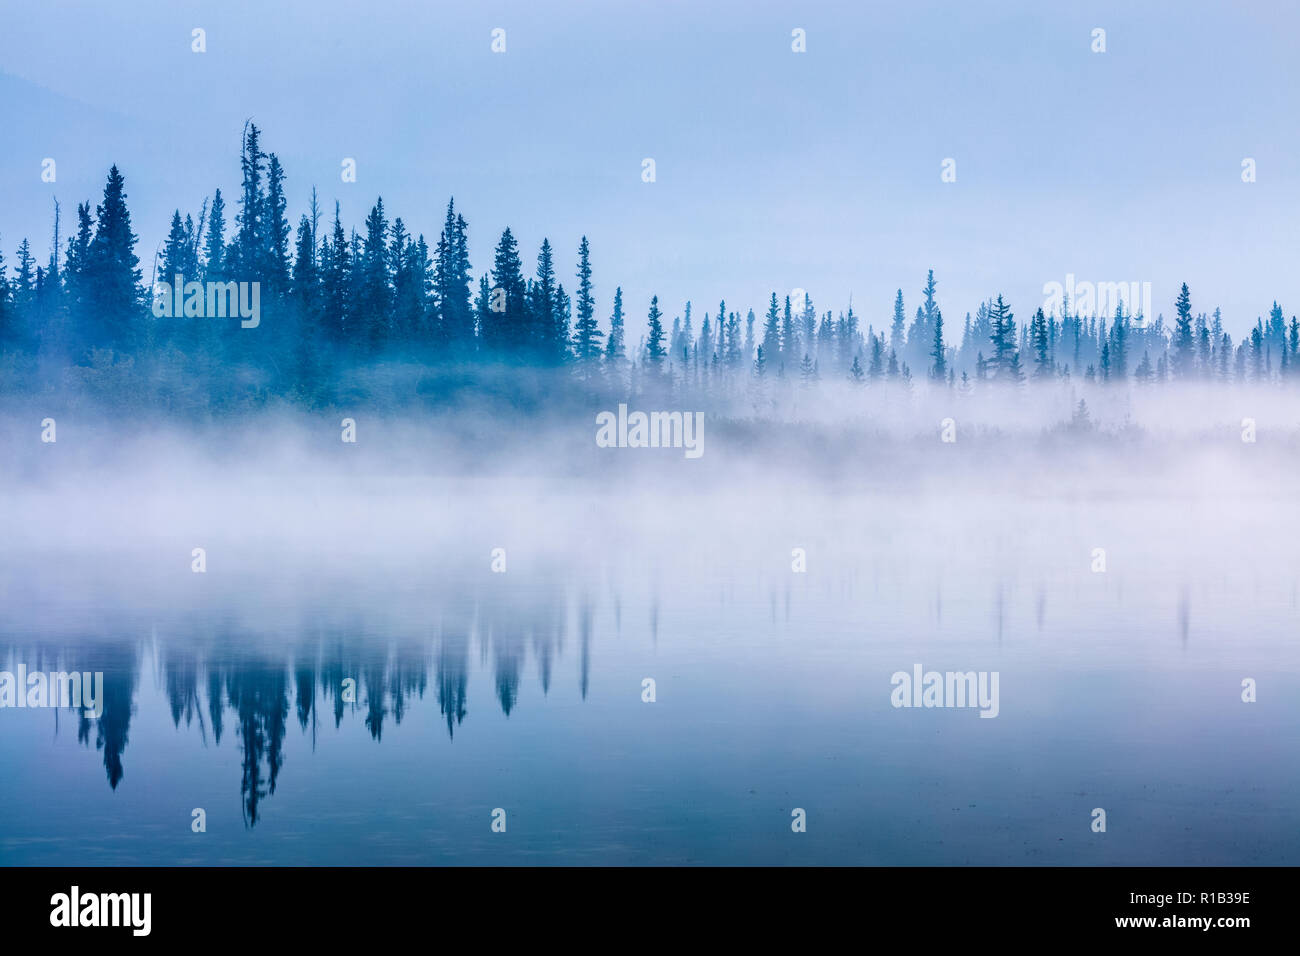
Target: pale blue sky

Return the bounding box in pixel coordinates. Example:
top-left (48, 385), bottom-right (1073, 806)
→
top-left (2, 0), bottom-right (1297, 337)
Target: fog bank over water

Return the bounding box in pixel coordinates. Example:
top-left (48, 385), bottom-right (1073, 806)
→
top-left (3, 381), bottom-right (1298, 865)
top-left (2, 379), bottom-right (1296, 640)
top-left (4, 377), bottom-right (1299, 476)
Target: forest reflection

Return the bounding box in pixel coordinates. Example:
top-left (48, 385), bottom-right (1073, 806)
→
top-left (1, 576), bottom-right (590, 826)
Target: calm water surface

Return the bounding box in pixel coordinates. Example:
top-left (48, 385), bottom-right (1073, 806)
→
top-left (2, 480), bottom-right (1297, 865)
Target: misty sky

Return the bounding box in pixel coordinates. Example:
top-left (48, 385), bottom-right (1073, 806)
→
top-left (2, 0), bottom-right (1298, 338)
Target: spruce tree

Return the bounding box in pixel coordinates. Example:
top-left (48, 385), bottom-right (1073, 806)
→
top-left (840, 302), bottom-right (859, 371)
top-left (1110, 304), bottom-right (1128, 381)
top-left (551, 280), bottom-right (571, 364)
top-left (916, 270), bottom-right (937, 371)
top-left (160, 211), bottom-right (190, 284)
top-left (291, 214), bottom-right (319, 311)
top-left (571, 236), bottom-right (601, 369)
top-left (890, 289), bottom-right (906, 355)
top-left (725, 309), bottom-right (742, 367)
top-left (14, 237), bottom-right (37, 312)
top-left (868, 333), bottom-right (884, 380)
top-left (487, 227), bottom-right (525, 354)
top-left (930, 308), bottom-right (946, 380)
top-left (358, 198), bottom-right (392, 351)
top-left (85, 165), bottom-right (142, 349)
top-left (530, 238), bottom-right (557, 360)
top-left (433, 199), bottom-right (473, 355)
top-left (391, 221), bottom-right (430, 346)
top-left (1250, 321), bottom-right (1265, 380)
top-left (475, 273), bottom-right (493, 351)
top-left (1195, 312), bottom-right (1211, 376)
top-left (320, 202), bottom-right (350, 341)
top-left (203, 189), bottom-right (226, 281)
top-left (761, 293), bottom-right (780, 369)
top-left (1173, 282), bottom-right (1195, 377)
top-left (604, 285), bottom-right (626, 368)
top-left (263, 154), bottom-right (290, 295)
top-left (288, 214), bottom-right (323, 394)
top-left (1029, 307), bottom-right (1051, 378)
top-left (230, 123), bottom-right (265, 281)
top-left (645, 295), bottom-right (666, 373)
top-left (987, 294), bottom-right (1017, 382)
top-left (801, 295), bottom-right (817, 356)
top-left (781, 295), bottom-right (796, 365)
top-left (698, 313), bottom-right (713, 378)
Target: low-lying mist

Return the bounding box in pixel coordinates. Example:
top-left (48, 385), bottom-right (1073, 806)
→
top-left (2, 375), bottom-right (1296, 641)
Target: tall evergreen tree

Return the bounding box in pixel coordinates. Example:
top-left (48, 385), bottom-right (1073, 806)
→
top-left (868, 333), bottom-right (885, 380)
top-left (801, 295), bottom-right (817, 357)
top-left (930, 307), bottom-right (946, 380)
top-left (987, 294), bottom-right (1018, 382)
top-left (530, 238), bottom-right (559, 362)
top-left (645, 295), bottom-right (666, 373)
top-left (1173, 282), bottom-right (1195, 377)
top-left (486, 227), bottom-right (526, 353)
top-left (320, 202), bottom-right (350, 341)
top-left (203, 188), bottom-right (226, 281)
top-left (159, 211), bottom-right (190, 284)
top-left (1110, 303), bottom-right (1128, 381)
top-left (604, 285), bottom-right (626, 369)
top-left (761, 293), bottom-right (781, 371)
top-left (551, 280), bottom-right (571, 365)
top-left (433, 199), bottom-right (473, 354)
top-left (291, 214), bottom-right (319, 312)
top-left (229, 123), bottom-right (265, 281)
top-left (725, 309), bottom-right (742, 367)
top-left (890, 289), bottom-right (906, 355)
top-left (1029, 307), bottom-right (1051, 378)
top-left (571, 236), bottom-right (602, 370)
top-left (391, 220), bottom-right (430, 345)
top-left (287, 213), bottom-right (322, 395)
top-left (357, 198), bottom-right (392, 350)
top-left (13, 238), bottom-right (36, 313)
top-left (85, 164), bottom-right (142, 349)
top-left (263, 154), bottom-right (291, 295)
top-left (780, 295), bottom-right (796, 365)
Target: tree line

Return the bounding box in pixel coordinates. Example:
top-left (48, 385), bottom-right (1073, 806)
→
top-left (2, 123), bottom-right (1297, 412)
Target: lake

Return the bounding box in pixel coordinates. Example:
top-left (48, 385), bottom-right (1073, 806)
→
top-left (3, 444), bottom-right (1297, 865)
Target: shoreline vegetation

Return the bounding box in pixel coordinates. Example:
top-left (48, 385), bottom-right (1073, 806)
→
top-left (1, 124), bottom-right (1298, 433)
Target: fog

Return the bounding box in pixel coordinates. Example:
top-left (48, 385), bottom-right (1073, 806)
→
top-left (3, 376), bottom-right (1297, 635)
top-left (2, 379), bottom-right (1298, 864)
